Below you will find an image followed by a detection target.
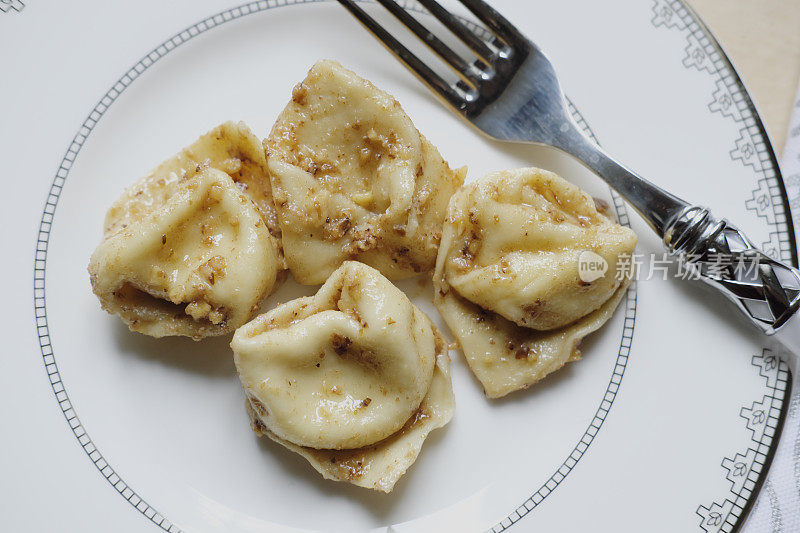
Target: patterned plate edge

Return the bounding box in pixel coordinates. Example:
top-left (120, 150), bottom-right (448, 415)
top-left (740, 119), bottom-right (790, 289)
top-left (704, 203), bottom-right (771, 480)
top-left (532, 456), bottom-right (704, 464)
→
top-left (651, 1), bottom-right (797, 531)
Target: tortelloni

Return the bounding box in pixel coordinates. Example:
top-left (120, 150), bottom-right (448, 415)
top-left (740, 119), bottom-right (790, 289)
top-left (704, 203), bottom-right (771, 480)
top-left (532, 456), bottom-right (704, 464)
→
top-left (434, 168), bottom-right (637, 398)
top-left (89, 121), bottom-right (284, 339)
top-left (265, 60), bottom-right (465, 284)
top-left (232, 261), bottom-right (454, 492)
top-left (89, 166), bottom-right (281, 339)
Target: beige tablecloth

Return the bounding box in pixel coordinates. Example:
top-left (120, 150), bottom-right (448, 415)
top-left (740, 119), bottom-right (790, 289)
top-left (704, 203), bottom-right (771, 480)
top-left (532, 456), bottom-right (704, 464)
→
top-left (690, 0), bottom-right (800, 150)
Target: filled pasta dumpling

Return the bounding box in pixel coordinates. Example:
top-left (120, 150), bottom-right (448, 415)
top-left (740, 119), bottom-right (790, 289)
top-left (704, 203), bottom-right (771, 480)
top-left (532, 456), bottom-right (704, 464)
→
top-left (265, 60), bottom-right (465, 284)
top-left (89, 166), bottom-right (281, 339)
top-left (434, 168), bottom-right (637, 398)
top-left (232, 261), bottom-right (454, 492)
top-left (89, 122), bottom-right (284, 339)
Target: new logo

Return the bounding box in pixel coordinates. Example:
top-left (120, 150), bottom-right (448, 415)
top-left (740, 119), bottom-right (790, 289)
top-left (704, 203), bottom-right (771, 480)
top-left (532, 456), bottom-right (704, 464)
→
top-left (577, 250), bottom-right (607, 283)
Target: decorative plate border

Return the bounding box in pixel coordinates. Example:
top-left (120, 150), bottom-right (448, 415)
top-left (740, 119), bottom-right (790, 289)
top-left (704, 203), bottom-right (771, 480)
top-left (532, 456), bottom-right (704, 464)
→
top-left (651, 0), bottom-right (796, 265)
top-left (696, 350), bottom-right (792, 533)
top-left (650, 1), bottom-right (796, 531)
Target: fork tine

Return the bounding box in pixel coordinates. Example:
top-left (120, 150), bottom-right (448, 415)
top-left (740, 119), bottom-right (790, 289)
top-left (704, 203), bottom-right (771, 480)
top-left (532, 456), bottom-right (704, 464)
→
top-left (416, 0), bottom-right (495, 61)
top-left (336, 0), bottom-right (469, 111)
top-left (374, 0), bottom-right (483, 85)
top-left (456, 0), bottom-right (526, 46)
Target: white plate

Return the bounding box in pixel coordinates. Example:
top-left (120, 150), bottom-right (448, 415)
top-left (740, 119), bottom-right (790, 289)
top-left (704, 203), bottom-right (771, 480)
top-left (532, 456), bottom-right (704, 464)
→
top-left (10, 0), bottom-right (795, 531)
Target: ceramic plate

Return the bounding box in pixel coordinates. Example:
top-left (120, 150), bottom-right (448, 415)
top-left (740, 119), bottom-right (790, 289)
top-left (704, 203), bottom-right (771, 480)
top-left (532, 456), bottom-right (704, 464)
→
top-left (9, 0), bottom-right (796, 531)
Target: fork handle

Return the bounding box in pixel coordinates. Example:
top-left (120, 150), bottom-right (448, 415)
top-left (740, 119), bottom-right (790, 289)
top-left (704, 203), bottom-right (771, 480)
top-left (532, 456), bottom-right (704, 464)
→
top-left (552, 124), bottom-right (688, 235)
top-left (553, 126), bottom-right (800, 350)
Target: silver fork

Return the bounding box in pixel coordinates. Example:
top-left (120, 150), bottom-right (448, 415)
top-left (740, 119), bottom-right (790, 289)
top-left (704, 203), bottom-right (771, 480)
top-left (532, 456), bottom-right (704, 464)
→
top-left (336, 0), bottom-right (800, 352)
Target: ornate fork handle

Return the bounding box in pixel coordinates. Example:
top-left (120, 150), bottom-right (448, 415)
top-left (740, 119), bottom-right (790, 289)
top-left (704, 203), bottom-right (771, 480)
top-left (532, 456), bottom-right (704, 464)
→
top-left (555, 126), bottom-right (800, 347)
top-left (663, 207), bottom-right (800, 335)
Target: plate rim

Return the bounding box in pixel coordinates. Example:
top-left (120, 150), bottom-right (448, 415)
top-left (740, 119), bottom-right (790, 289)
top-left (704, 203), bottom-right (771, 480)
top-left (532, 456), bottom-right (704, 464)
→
top-left (29, 1), bottom-right (795, 532)
top-left (656, 1), bottom-right (795, 531)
